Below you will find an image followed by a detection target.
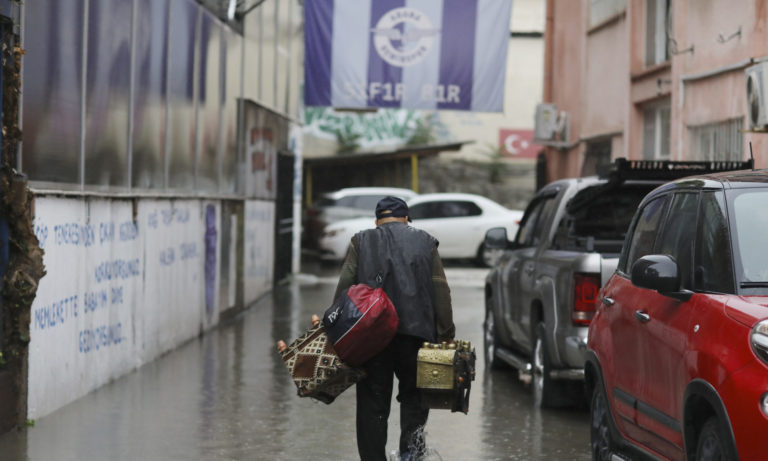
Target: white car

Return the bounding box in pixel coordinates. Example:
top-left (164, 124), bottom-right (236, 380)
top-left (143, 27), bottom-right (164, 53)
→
top-left (303, 186), bottom-right (417, 249)
top-left (318, 193), bottom-right (523, 266)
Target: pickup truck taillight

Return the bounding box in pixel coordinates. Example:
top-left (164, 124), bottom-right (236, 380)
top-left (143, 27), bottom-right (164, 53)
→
top-left (572, 273), bottom-right (600, 326)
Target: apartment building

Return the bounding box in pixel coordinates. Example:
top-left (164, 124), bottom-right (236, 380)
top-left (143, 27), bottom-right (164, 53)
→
top-left (538, 0), bottom-right (768, 181)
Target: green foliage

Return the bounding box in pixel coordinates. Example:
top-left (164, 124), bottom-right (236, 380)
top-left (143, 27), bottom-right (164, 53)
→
top-left (405, 114), bottom-right (437, 146)
top-left (25, 419), bottom-right (35, 427)
top-left (476, 143), bottom-right (507, 184)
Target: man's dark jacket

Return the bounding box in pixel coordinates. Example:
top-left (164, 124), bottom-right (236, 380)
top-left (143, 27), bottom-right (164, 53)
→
top-left (354, 222), bottom-right (439, 342)
top-left (334, 221), bottom-right (454, 342)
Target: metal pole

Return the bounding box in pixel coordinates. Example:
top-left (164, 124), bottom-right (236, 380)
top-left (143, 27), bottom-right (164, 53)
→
top-left (217, 30), bottom-right (224, 191)
top-left (192, 7), bottom-right (202, 190)
top-left (284, 0), bottom-right (292, 115)
top-left (273, 1), bottom-right (278, 109)
top-left (163, 0), bottom-right (173, 190)
top-left (80, 0), bottom-right (89, 189)
top-left (237, 18), bottom-right (245, 194)
top-left (411, 154), bottom-right (419, 193)
top-left (127, 0), bottom-right (137, 189)
top-left (257, 6), bottom-right (263, 101)
top-left (290, 122), bottom-right (302, 274)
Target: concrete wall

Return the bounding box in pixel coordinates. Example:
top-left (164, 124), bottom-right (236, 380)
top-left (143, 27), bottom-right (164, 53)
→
top-left (244, 201), bottom-right (275, 305)
top-left (28, 196), bottom-right (273, 420)
top-left (419, 157), bottom-right (536, 211)
top-left (671, 0), bottom-right (768, 163)
top-left (583, 16), bottom-right (628, 138)
top-left (542, 0), bottom-right (586, 180)
top-left (242, 0), bottom-right (303, 118)
top-left (7, 0), bottom-right (301, 428)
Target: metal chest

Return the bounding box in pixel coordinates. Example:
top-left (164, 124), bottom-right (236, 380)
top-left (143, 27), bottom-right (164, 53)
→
top-left (416, 341), bottom-right (476, 413)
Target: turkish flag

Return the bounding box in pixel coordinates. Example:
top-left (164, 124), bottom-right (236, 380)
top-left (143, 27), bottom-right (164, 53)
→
top-left (498, 129), bottom-right (541, 159)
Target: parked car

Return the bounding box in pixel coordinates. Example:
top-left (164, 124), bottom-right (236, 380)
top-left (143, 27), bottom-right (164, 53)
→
top-left (303, 187), bottom-right (417, 250)
top-left (318, 192), bottom-right (522, 265)
top-left (587, 166), bottom-right (767, 461)
top-left (482, 158), bottom-right (752, 409)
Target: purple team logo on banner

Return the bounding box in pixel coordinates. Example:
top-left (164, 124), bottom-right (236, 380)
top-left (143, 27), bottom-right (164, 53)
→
top-left (304, 0), bottom-right (512, 112)
top-left (371, 8), bottom-right (439, 67)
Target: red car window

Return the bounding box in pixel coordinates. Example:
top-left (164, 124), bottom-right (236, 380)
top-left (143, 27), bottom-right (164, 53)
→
top-left (621, 196), bottom-right (668, 273)
top-left (694, 191), bottom-right (734, 293)
top-left (731, 190), bottom-right (768, 285)
top-left (655, 192), bottom-right (698, 288)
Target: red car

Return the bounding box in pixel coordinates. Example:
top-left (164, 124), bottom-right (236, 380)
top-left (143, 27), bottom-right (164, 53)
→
top-left (587, 169), bottom-right (768, 460)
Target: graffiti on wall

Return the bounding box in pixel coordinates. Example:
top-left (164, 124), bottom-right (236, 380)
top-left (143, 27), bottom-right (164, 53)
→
top-left (33, 205), bottom-right (139, 356)
top-left (28, 198), bottom-right (223, 420)
top-left (243, 200), bottom-right (274, 305)
top-left (247, 126), bottom-right (275, 194)
top-left (243, 101), bottom-right (290, 199)
top-left (303, 107), bottom-right (448, 149)
top-left (204, 204), bottom-right (217, 321)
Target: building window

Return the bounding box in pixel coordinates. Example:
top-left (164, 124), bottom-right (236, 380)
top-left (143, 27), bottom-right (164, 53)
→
top-left (589, 0), bottom-right (627, 28)
top-left (642, 101), bottom-right (671, 160)
top-left (689, 118), bottom-right (744, 161)
top-left (645, 0), bottom-right (669, 66)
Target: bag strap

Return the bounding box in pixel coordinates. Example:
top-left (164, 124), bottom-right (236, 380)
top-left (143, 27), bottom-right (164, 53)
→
top-left (368, 231), bottom-right (390, 289)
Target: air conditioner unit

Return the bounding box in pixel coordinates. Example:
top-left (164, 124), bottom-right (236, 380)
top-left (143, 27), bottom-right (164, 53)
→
top-left (534, 103), bottom-right (569, 143)
top-left (746, 62), bottom-right (768, 129)
top-left (534, 103), bottom-right (558, 140)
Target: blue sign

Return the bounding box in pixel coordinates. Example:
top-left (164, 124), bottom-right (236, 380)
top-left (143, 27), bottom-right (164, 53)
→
top-left (305, 0), bottom-right (513, 112)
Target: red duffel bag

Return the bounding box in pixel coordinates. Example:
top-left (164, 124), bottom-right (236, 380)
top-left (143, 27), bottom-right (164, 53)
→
top-left (322, 283), bottom-right (399, 366)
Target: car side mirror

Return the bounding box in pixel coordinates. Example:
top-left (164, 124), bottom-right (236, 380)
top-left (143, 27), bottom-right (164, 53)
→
top-left (631, 255), bottom-right (693, 302)
top-left (484, 227), bottom-right (510, 250)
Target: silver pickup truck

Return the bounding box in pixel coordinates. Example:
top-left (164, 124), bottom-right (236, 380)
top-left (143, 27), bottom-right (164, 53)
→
top-left (482, 159), bottom-right (751, 408)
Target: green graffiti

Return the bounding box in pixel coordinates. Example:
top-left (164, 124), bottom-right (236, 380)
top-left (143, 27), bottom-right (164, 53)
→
top-left (304, 107), bottom-right (432, 146)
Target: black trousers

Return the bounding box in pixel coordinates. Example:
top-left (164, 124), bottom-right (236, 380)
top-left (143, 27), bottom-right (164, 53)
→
top-left (356, 335), bottom-right (429, 461)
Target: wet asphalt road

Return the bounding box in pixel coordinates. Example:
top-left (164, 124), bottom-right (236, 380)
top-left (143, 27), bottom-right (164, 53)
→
top-left (0, 261), bottom-right (591, 461)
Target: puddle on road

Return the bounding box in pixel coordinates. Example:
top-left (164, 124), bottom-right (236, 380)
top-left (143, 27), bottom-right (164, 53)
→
top-left (0, 265), bottom-right (591, 460)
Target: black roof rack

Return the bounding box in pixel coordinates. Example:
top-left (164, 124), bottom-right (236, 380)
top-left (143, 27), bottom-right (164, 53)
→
top-left (597, 158), bottom-right (754, 182)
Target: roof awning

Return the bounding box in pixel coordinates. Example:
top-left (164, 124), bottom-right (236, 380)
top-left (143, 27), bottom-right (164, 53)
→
top-left (303, 141), bottom-right (473, 167)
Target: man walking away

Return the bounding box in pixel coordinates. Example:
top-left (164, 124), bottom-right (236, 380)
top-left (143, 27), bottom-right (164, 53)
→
top-left (334, 196), bottom-right (455, 461)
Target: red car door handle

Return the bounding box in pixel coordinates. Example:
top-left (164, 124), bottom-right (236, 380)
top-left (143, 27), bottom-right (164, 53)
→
top-left (634, 310), bottom-right (650, 323)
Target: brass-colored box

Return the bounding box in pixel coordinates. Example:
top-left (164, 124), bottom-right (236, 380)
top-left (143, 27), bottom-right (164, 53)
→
top-left (417, 348), bottom-right (456, 390)
top-left (416, 341), bottom-right (476, 413)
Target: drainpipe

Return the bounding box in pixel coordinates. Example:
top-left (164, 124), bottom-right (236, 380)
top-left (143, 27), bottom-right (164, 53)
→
top-left (410, 154), bottom-right (419, 193)
top-left (544, 0), bottom-right (554, 102)
top-left (543, 0), bottom-right (555, 183)
top-left (290, 124), bottom-right (302, 275)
